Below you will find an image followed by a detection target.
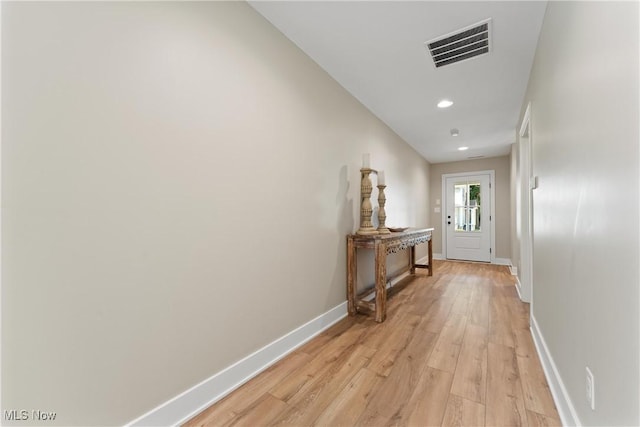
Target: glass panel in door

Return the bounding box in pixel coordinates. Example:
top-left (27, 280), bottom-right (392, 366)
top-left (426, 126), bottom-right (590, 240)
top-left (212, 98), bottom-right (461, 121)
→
top-left (454, 181), bottom-right (482, 232)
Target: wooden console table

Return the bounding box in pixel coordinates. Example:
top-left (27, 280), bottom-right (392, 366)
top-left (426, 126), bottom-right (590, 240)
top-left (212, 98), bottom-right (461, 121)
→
top-left (347, 228), bottom-right (434, 323)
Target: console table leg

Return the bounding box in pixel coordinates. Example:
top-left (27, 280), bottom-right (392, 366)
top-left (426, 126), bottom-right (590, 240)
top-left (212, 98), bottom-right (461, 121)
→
top-left (347, 237), bottom-right (357, 316)
top-left (410, 246), bottom-right (416, 274)
top-left (374, 241), bottom-right (387, 323)
top-left (428, 238), bottom-right (433, 276)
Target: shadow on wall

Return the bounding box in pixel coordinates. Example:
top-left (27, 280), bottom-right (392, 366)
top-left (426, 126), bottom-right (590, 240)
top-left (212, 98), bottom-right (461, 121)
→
top-left (330, 165), bottom-right (354, 306)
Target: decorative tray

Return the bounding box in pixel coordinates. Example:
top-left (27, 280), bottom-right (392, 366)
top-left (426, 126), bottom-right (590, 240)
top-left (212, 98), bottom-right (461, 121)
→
top-left (388, 227), bottom-right (409, 232)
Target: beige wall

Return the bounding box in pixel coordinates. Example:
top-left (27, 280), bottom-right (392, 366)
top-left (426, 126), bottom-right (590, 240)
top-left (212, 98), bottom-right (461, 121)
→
top-left (521, 2), bottom-right (639, 425)
top-left (1, 2), bottom-right (430, 425)
top-left (429, 156), bottom-right (511, 259)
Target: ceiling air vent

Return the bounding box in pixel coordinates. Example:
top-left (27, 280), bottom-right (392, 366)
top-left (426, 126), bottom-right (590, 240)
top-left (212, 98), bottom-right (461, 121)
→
top-left (425, 19), bottom-right (492, 68)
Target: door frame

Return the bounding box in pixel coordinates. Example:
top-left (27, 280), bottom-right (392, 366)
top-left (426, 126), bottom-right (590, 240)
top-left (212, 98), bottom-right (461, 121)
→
top-left (518, 103), bottom-right (533, 303)
top-left (441, 170), bottom-right (496, 263)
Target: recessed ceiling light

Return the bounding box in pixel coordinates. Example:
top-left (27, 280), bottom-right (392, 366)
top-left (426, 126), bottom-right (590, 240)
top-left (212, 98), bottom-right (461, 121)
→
top-left (458, 146), bottom-right (469, 151)
top-left (450, 128), bottom-right (459, 137)
top-left (437, 99), bottom-right (453, 109)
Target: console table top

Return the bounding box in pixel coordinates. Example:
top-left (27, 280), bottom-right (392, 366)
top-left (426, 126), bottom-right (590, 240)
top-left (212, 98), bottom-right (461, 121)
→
top-left (348, 227), bottom-right (434, 241)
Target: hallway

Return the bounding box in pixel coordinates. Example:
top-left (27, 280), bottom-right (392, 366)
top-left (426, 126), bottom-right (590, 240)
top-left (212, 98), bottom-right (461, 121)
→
top-left (187, 261), bottom-right (560, 426)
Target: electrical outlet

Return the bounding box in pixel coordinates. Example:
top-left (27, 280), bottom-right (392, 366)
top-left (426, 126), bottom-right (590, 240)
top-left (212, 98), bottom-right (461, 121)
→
top-left (586, 367), bottom-right (595, 410)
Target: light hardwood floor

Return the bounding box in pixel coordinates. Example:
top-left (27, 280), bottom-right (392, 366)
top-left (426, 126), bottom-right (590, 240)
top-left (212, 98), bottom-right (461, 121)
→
top-left (185, 260), bottom-right (561, 427)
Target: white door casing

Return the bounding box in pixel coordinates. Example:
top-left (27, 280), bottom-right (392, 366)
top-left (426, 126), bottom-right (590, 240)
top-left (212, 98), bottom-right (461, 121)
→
top-left (443, 171), bottom-right (495, 262)
top-left (518, 103), bottom-right (533, 303)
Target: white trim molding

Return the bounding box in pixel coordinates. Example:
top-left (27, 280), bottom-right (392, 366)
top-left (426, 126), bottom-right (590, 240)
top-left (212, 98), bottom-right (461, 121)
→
top-left (518, 101), bottom-right (533, 304)
top-left (435, 252), bottom-right (510, 268)
top-left (514, 274), bottom-right (523, 301)
top-left (126, 302), bottom-right (348, 427)
top-left (519, 102), bottom-right (532, 137)
top-left (530, 315), bottom-right (581, 427)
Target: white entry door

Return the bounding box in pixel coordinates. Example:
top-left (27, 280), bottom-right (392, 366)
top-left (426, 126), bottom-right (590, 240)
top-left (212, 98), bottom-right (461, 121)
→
top-left (445, 174), bottom-right (491, 262)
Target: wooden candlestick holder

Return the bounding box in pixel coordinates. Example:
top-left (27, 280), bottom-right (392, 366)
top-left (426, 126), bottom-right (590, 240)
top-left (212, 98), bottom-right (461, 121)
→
top-left (357, 168), bottom-right (378, 235)
top-left (377, 184), bottom-right (390, 234)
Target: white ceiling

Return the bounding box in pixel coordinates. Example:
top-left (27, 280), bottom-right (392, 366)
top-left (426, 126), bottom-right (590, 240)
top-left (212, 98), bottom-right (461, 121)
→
top-left (249, 1), bottom-right (547, 164)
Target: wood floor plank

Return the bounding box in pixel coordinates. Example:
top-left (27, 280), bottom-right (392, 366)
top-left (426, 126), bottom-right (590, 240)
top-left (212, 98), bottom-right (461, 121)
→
top-left (419, 296), bottom-right (456, 334)
top-left (526, 409), bottom-right (562, 427)
top-left (450, 323), bottom-right (488, 404)
top-left (506, 292), bottom-right (530, 332)
top-left (312, 368), bottom-right (380, 427)
top-left (440, 278), bottom-right (463, 299)
top-left (485, 342), bottom-right (528, 426)
top-left (368, 317), bottom-right (420, 377)
top-left (450, 284), bottom-right (472, 315)
top-left (406, 293), bottom-right (439, 316)
top-left (269, 322), bottom-right (368, 402)
top-left (403, 367), bottom-right (454, 427)
top-left (489, 296), bottom-right (516, 348)
top-left (442, 311), bottom-right (468, 345)
top-left (357, 308), bottom-right (413, 351)
top-left (184, 261), bottom-right (560, 427)
top-left (427, 313), bottom-right (467, 373)
top-left (223, 393), bottom-right (288, 427)
top-left (514, 329), bottom-right (558, 417)
top-left (441, 394), bottom-right (485, 427)
top-left (427, 338), bottom-right (461, 374)
top-left (468, 280), bottom-right (491, 328)
top-left (355, 329), bottom-right (439, 425)
top-left (421, 264), bottom-right (458, 301)
top-left (270, 345), bottom-right (371, 426)
top-left (184, 351), bottom-right (311, 427)
top-left (298, 316), bottom-right (363, 357)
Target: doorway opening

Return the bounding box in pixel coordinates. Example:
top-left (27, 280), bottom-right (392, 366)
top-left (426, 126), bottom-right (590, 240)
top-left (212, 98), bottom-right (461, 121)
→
top-left (442, 170), bottom-right (495, 262)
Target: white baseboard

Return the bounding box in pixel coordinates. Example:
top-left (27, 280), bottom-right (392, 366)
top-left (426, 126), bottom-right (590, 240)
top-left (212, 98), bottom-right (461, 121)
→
top-left (126, 302), bottom-right (348, 427)
top-left (530, 315), bottom-right (581, 427)
top-left (510, 265), bottom-right (518, 276)
top-left (514, 275), bottom-right (524, 301)
top-left (434, 253), bottom-right (511, 267)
